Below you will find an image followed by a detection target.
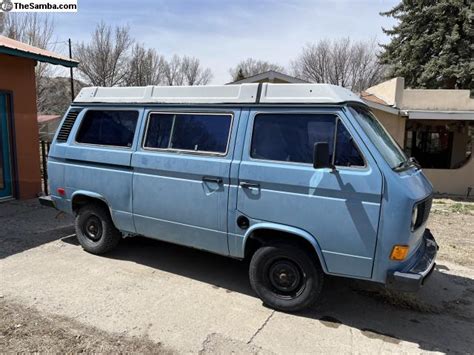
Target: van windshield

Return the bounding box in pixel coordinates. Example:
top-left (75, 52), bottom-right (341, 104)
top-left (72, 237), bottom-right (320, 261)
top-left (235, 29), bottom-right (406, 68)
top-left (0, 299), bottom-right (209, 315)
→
top-left (348, 105), bottom-right (408, 169)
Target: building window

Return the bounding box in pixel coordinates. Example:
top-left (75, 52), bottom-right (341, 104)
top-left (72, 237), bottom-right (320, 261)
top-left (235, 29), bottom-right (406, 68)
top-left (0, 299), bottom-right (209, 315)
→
top-left (76, 110), bottom-right (139, 147)
top-left (144, 113), bottom-right (232, 154)
top-left (405, 121), bottom-right (473, 169)
top-left (251, 113), bottom-right (364, 167)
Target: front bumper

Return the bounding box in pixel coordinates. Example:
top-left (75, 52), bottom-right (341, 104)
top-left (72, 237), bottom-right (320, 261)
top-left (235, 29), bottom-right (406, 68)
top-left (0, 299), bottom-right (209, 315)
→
top-left (386, 229), bottom-right (438, 292)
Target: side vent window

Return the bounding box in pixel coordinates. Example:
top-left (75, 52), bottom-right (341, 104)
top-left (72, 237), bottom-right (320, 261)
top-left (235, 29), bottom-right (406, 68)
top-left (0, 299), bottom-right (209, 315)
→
top-left (56, 109), bottom-right (82, 143)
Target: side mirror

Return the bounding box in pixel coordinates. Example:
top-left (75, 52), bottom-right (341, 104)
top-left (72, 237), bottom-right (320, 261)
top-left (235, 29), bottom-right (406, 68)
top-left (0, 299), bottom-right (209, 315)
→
top-left (313, 142), bottom-right (332, 169)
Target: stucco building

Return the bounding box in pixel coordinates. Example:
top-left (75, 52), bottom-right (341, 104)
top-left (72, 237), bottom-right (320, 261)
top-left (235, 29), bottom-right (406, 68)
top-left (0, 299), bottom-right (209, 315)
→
top-left (0, 35), bottom-right (78, 200)
top-left (362, 77), bottom-right (473, 196)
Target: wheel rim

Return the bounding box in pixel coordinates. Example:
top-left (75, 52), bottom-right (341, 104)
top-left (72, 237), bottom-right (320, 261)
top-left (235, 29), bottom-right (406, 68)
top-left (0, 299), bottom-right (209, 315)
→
top-left (266, 258), bottom-right (306, 298)
top-left (83, 215), bottom-right (102, 241)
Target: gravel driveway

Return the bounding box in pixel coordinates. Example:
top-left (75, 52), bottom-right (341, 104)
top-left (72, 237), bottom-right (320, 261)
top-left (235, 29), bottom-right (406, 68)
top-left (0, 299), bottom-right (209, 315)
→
top-left (1, 198), bottom-right (473, 353)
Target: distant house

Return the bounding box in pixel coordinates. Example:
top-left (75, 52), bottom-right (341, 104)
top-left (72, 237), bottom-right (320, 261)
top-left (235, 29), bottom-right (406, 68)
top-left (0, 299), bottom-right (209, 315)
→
top-left (362, 77), bottom-right (473, 196)
top-left (0, 35), bottom-right (78, 200)
top-left (228, 70), bottom-right (308, 84)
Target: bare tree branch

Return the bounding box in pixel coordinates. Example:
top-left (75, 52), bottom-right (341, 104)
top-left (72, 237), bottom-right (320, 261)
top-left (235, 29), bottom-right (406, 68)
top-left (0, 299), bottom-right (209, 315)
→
top-left (181, 56), bottom-right (213, 85)
top-left (125, 43), bottom-right (166, 86)
top-left (75, 22), bottom-right (133, 86)
top-left (163, 55), bottom-right (212, 86)
top-left (292, 38), bottom-right (386, 92)
top-left (1, 13), bottom-right (56, 113)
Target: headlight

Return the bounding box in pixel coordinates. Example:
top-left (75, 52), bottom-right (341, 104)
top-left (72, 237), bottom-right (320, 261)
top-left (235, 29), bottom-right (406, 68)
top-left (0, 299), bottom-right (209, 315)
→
top-left (411, 205), bottom-right (419, 230)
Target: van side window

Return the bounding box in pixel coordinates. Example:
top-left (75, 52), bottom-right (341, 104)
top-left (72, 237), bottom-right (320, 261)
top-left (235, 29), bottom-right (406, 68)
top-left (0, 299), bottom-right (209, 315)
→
top-left (76, 110), bottom-right (138, 147)
top-left (251, 113), bottom-right (364, 167)
top-left (144, 113), bottom-right (232, 154)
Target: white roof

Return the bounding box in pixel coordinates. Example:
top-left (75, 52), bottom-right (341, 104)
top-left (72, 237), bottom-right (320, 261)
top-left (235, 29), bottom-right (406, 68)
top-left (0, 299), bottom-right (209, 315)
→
top-left (74, 83), bottom-right (364, 105)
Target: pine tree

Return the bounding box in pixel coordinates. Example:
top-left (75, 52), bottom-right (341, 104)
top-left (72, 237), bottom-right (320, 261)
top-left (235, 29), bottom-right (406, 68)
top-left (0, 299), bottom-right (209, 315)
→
top-left (380, 0), bottom-right (473, 90)
top-left (236, 68), bottom-right (246, 81)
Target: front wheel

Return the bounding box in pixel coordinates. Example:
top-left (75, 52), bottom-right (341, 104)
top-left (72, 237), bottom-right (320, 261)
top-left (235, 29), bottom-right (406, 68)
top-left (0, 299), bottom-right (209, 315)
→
top-left (75, 203), bottom-right (121, 254)
top-left (249, 243), bottom-right (324, 312)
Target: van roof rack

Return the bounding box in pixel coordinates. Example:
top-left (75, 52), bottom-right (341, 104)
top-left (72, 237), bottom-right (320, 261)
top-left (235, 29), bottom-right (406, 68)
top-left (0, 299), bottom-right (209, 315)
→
top-left (73, 83), bottom-right (364, 105)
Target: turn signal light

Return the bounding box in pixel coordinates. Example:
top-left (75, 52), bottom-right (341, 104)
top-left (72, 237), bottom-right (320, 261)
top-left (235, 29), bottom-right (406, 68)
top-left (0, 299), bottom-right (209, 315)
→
top-left (390, 245), bottom-right (409, 261)
top-left (57, 188), bottom-right (66, 196)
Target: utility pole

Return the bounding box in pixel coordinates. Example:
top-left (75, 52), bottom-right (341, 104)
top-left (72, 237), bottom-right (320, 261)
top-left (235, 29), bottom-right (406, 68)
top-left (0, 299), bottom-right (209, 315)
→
top-left (68, 38), bottom-right (75, 102)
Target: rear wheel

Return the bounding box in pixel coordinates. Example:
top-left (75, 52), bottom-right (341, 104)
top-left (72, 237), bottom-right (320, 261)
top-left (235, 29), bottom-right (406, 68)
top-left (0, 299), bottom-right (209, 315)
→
top-left (249, 243), bottom-right (323, 312)
top-left (75, 203), bottom-right (121, 254)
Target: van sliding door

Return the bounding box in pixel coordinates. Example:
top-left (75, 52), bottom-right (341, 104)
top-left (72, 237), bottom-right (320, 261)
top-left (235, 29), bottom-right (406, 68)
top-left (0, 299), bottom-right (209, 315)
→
top-left (131, 109), bottom-right (242, 255)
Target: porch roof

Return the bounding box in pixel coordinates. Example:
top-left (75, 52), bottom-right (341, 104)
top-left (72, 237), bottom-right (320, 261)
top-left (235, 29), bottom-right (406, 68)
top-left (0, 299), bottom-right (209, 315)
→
top-left (403, 110), bottom-right (474, 121)
top-left (0, 35), bottom-right (78, 67)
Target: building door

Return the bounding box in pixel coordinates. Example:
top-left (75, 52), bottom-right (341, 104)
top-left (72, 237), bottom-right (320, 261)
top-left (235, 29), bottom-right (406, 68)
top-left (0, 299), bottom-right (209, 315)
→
top-left (0, 93), bottom-right (13, 199)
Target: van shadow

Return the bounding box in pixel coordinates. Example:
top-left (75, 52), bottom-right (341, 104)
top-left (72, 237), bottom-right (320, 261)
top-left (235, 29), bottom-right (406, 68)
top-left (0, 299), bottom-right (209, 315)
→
top-left (63, 235), bottom-right (474, 353)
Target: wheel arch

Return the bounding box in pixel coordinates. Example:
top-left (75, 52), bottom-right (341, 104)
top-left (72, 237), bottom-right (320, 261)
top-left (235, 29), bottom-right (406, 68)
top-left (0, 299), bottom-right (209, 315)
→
top-left (71, 191), bottom-right (114, 221)
top-left (242, 222), bottom-right (328, 274)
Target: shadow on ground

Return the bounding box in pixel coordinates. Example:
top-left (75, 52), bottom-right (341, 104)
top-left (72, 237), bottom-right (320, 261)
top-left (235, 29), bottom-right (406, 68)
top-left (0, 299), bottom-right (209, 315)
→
top-left (63, 235), bottom-right (474, 354)
top-left (0, 199), bottom-right (74, 259)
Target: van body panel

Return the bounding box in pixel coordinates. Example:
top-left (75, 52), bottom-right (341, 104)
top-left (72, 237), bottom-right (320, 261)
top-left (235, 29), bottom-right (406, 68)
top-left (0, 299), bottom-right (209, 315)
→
top-left (50, 107), bottom-right (144, 234)
top-left (235, 108), bottom-right (383, 279)
top-left (130, 108), bottom-right (242, 255)
top-left (372, 166), bottom-right (433, 283)
top-left (229, 221), bottom-right (329, 273)
top-left (339, 106), bottom-right (434, 283)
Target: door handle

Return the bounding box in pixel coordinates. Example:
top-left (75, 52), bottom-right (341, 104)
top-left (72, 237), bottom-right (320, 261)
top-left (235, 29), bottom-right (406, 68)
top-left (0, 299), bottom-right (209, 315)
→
top-left (239, 181), bottom-right (260, 189)
top-left (202, 176), bottom-right (223, 184)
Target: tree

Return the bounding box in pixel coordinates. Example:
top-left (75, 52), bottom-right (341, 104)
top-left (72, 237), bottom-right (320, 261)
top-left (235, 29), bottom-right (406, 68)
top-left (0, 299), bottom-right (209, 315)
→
top-left (163, 55), bottom-right (212, 86)
top-left (75, 22), bottom-right (133, 86)
top-left (0, 13), bottom-right (5, 33)
top-left (1, 14), bottom-right (56, 113)
top-left (380, 0), bottom-right (472, 89)
top-left (235, 68), bottom-right (246, 81)
top-left (229, 58), bottom-right (285, 82)
top-left (163, 54), bottom-right (184, 86)
top-left (292, 38), bottom-right (386, 92)
top-left (180, 56), bottom-right (212, 85)
top-left (125, 43), bottom-right (166, 86)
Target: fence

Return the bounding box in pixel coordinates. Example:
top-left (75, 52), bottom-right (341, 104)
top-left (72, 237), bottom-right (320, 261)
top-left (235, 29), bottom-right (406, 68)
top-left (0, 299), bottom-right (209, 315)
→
top-left (40, 140), bottom-right (51, 195)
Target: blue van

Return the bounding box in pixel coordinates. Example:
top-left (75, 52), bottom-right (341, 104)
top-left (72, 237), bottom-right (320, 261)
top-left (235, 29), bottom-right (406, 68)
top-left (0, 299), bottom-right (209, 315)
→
top-left (40, 83), bottom-right (438, 311)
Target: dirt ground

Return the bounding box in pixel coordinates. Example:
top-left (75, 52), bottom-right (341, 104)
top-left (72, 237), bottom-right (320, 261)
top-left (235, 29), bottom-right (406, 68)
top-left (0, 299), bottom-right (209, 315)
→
top-left (429, 198), bottom-right (474, 267)
top-left (0, 198), bottom-right (473, 353)
top-left (0, 299), bottom-right (170, 353)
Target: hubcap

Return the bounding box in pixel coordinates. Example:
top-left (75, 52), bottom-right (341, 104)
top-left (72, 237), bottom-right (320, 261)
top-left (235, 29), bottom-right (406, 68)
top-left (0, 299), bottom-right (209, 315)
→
top-left (268, 259), bottom-right (304, 295)
top-left (83, 216), bottom-right (102, 241)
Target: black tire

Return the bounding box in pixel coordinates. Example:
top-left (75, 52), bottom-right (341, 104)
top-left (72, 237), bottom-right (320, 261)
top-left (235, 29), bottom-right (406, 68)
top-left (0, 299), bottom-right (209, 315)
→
top-left (249, 243), bottom-right (324, 312)
top-left (75, 203), bottom-right (121, 254)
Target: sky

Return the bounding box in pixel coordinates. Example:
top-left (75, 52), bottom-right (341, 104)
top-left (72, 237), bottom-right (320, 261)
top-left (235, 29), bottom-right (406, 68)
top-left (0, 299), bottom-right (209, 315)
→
top-left (49, 0), bottom-right (399, 84)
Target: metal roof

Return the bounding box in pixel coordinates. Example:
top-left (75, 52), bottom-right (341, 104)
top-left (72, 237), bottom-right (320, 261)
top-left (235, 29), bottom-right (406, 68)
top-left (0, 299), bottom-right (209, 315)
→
top-left (74, 83), bottom-right (364, 105)
top-left (228, 70), bottom-right (308, 84)
top-left (0, 35), bottom-right (78, 67)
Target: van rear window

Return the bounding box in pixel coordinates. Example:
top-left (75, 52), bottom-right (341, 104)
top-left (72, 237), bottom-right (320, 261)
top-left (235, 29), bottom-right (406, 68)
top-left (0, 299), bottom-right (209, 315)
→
top-left (144, 113), bottom-right (232, 154)
top-left (76, 110), bottom-right (139, 147)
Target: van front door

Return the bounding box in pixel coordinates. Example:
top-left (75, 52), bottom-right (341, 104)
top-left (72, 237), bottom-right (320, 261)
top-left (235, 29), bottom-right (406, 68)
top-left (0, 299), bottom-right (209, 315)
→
top-left (236, 109), bottom-right (383, 278)
top-left (132, 110), bottom-right (240, 255)
top-left (0, 93), bottom-right (13, 200)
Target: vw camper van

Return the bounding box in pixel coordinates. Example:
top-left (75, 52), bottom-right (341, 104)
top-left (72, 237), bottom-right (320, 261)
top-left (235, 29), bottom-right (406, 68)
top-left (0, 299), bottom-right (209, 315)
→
top-left (40, 83), bottom-right (438, 311)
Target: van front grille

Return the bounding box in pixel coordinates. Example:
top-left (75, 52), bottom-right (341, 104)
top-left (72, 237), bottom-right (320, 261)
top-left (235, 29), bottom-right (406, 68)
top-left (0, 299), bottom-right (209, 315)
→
top-left (414, 196), bottom-right (432, 230)
top-left (56, 109), bottom-right (82, 142)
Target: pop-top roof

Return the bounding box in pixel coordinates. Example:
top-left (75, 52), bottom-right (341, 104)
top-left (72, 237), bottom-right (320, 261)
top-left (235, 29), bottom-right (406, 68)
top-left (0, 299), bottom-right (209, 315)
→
top-left (74, 83), bottom-right (364, 105)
